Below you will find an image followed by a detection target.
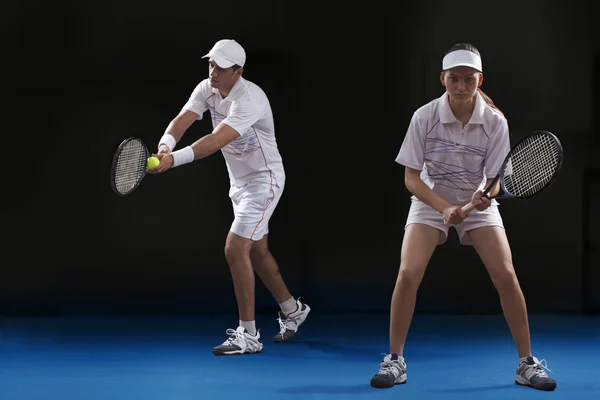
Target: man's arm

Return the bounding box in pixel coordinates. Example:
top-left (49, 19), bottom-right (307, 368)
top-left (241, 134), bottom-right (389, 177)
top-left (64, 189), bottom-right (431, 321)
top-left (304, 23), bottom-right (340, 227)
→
top-left (188, 122), bottom-right (240, 160)
top-left (149, 122), bottom-right (241, 173)
top-left (157, 110), bottom-right (200, 153)
top-left (169, 98), bottom-right (261, 166)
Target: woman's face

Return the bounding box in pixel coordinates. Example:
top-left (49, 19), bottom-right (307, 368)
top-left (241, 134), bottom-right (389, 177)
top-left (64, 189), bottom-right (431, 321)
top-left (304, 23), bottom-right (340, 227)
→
top-left (440, 66), bottom-right (483, 104)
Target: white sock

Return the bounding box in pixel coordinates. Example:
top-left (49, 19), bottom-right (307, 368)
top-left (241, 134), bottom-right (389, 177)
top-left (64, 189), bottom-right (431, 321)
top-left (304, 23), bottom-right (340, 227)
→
top-left (279, 297), bottom-right (298, 316)
top-left (239, 320), bottom-right (256, 336)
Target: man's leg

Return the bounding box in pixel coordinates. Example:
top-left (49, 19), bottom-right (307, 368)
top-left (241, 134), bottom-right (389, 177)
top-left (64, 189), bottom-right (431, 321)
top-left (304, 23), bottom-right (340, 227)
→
top-left (225, 231), bottom-right (256, 323)
top-left (250, 235), bottom-right (292, 305)
top-left (250, 232), bottom-right (311, 342)
top-left (212, 231), bottom-right (263, 356)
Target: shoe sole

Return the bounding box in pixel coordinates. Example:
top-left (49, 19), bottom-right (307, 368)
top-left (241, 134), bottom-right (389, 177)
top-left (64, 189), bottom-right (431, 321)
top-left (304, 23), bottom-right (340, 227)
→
top-left (213, 347), bottom-right (264, 356)
top-left (273, 305), bottom-right (311, 343)
top-left (370, 376), bottom-right (407, 389)
top-left (515, 376), bottom-right (556, 391)
top-left (273, 334), bottom-right (295, 343)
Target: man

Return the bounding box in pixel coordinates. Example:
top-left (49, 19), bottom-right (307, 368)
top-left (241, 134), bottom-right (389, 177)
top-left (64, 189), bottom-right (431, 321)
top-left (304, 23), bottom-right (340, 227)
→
top-left (148, 39), bottom-right (310, 356)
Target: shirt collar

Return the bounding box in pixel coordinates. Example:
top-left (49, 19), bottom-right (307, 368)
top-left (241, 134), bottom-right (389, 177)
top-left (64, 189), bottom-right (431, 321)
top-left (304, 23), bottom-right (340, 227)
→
top-left (211, 77), bottom-right (245, 102)
top-left (438, 90), bottom-right (486, 125)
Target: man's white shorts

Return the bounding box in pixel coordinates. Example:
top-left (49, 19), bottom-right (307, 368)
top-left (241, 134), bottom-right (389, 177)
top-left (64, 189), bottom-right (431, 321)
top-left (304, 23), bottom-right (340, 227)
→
top-left (229, 181), bottom-right (284, 241)
top-left (405, 197), bottom-right (505, 245)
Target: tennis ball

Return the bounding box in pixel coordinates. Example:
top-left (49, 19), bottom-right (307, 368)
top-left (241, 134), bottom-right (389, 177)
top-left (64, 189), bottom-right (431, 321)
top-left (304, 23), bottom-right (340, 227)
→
top-left (147, 156), bottom-right (160, 169)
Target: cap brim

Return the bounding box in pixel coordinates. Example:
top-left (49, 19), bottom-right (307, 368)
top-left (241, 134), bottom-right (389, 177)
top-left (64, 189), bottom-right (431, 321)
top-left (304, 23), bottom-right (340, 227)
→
top-left (202, 52), bottom-right (235, 69)
top-left (444, 62), bottom-right (482, 72)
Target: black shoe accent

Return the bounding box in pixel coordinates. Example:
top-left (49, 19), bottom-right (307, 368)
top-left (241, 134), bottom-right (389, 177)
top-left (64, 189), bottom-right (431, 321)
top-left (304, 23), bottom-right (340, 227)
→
top-left (370, 373), bottom-right (405, 389)
top-left (212, 344), bottom-right (242, 356)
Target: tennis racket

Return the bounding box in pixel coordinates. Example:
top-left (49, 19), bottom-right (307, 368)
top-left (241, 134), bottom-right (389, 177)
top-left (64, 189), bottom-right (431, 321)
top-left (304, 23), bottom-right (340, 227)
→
top-left (110, 136), bottom-right (152, 196)
top-left (444, 130), bottom-right (563, 226)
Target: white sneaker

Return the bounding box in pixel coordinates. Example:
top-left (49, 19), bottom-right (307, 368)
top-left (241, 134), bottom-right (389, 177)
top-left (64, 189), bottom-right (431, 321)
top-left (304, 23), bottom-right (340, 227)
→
top-left (515, 356), bottom-right (556, 391)
top-left (370, 353), bottom-right (407, 389)
top-left (212, 326), bottom-right (264, 356)
top-left (273, 299), bottom-right (311, 342)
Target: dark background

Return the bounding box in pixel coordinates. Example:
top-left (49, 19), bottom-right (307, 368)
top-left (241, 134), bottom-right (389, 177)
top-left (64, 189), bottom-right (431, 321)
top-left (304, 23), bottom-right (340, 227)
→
top-left (2, 0), bottom-right (598, 316)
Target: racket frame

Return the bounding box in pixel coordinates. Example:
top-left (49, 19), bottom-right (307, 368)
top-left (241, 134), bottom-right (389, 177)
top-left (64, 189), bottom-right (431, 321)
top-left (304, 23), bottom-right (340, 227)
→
top-left (446, 130), bottom-right (563, 223)
top-left (110, 136), bottom-right (150, 196)
top-left (484, 130), bottom-right (564, 202)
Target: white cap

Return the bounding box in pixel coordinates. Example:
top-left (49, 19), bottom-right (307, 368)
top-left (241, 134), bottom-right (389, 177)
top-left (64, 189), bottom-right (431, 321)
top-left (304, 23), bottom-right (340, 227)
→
top-left (202, 39), bottom-right (246, 68)
top-left (442, 50), bottom-right (483, 72)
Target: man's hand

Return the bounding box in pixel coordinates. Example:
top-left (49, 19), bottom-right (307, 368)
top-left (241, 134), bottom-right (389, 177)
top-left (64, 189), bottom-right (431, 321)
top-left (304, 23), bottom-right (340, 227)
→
top-left (146, 153), bottom-right (174, 174)
top-left (157, 144), bottom-right (171, 155)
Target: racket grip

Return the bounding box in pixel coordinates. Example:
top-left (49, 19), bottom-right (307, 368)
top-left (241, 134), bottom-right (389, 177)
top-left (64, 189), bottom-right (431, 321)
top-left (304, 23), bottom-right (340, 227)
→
top-left (462, 202), bottom-right (476, 215)
top-left (443, 202), bottom-right (476, 226)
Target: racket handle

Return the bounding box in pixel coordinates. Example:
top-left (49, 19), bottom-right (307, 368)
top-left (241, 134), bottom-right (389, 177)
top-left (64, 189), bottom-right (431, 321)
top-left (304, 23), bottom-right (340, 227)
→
top-left (443, 202), bottom-right (477, 226)
top-left (462, 202), bottom-right (476, 215)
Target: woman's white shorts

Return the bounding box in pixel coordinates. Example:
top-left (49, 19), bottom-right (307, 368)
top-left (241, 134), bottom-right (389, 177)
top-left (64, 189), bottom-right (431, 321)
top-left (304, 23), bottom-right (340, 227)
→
top-left (405, 197), bottom-right (505, 245)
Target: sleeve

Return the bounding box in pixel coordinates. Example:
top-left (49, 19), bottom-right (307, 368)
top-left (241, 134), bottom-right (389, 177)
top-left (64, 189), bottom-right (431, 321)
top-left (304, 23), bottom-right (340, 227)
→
top-left (181, 80), bottom-right (209, 119)
top-left (221, 100), bottom-right (263, 136)
top-left (395, 113), bottom-right (427, 170)
top-left (484, 119), bottom-right (511, 178)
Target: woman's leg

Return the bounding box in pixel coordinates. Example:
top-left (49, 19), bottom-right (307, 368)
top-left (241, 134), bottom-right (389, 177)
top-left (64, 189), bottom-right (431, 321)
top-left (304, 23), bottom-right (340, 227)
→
top-left (468, 226), bottom-right (556, 391)
top-left (390, 223), bottom-right (441, 355)
top-left (371, 223), bottom-right (441, 389)
top-left (467, 226), bottom-right (531, 358)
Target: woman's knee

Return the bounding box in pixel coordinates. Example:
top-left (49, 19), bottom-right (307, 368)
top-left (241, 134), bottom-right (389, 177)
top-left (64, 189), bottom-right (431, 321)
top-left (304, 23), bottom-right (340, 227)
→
top-left (489, 263), bottom-right (520, 292)
top-left (396, 262), bottom-right (427, 290)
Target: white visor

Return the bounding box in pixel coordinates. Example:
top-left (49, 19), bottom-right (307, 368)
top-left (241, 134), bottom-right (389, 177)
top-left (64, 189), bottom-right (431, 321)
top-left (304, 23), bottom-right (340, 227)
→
top-left (442, 50), bottom-right (482, 72)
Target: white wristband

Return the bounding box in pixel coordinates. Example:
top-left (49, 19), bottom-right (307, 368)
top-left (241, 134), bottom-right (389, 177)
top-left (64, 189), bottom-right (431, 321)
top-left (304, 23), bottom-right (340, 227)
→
top-left (171, 146), bottom-right (195, 168)
top-left (158, 133), bottom-right (177, 152)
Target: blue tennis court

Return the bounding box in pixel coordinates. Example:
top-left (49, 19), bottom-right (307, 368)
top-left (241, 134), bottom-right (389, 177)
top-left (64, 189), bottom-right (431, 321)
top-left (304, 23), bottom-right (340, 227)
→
top-left (1, 312), bottom-right (598, 399)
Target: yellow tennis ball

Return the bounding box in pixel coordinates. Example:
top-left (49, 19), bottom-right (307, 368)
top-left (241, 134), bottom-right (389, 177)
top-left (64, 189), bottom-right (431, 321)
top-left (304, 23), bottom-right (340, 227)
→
top-left (147, 156), bottom-right (160, 169)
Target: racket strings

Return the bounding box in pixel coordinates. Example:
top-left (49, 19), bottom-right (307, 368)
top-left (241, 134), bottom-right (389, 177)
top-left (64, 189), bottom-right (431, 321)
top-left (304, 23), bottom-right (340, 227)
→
top-left (503, 134), bottom-right (560, 198)
top-left (113, 140), bottom-right (147, 194)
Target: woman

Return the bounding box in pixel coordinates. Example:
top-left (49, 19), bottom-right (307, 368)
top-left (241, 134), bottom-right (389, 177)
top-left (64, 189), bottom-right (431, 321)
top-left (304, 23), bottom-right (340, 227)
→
top-left (369, 43), bottom-right (556, 391)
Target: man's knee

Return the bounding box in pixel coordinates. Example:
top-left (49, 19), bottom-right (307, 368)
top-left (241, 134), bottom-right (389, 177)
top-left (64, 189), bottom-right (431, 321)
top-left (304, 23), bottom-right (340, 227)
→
top-left (225, 232), bottom-right (253, 262)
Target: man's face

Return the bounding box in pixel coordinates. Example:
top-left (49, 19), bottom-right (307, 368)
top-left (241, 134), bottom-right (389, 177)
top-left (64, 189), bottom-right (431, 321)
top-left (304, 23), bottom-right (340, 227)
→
top-left (208, 59), bottom-right (241, 91)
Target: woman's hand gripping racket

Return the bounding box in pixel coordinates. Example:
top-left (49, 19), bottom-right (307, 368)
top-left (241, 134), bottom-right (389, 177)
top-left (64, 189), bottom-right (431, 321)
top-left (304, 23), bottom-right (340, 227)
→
top-left (110, 137), bottom-right (157, 196)
top-left (444, 130), bottom-right (564, 226)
